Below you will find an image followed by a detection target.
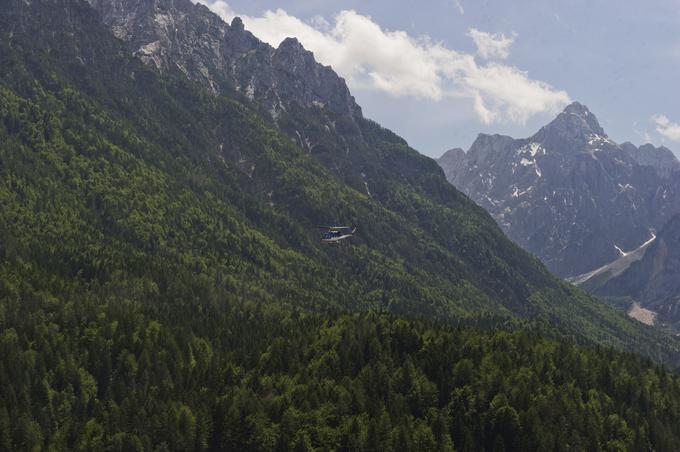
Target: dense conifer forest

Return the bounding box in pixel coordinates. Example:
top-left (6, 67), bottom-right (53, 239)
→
top-left (5, 302), bottom-right (680, 450)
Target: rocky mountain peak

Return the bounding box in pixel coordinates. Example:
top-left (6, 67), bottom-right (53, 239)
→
top-left (532, 101), bottom-right (607, 150)
top-left (437, 148), bottom-right (466, 178)
top-left (231, 16), bottom-right (244, 32)
top-left (563, 100), bottom-right (592, 116)
top-left (223, 16), bottom-right (263, 55)
top-left (562, 101), bottom-right (604, 132)
top-left (469, 133), bottom-right (516, 152)
top-left (278, 37), bottom-right (305, 51)
top-left (465, 133), bottom-right (518, 165)
top-left (438, 101), bottom-right (680, 277)
top-left (440, 147), bottom-right (465, 160)
top-left (275, 37), bottom-right (316, 67)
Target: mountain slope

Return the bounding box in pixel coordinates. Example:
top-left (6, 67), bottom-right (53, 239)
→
top-left (74, 0), bottom-right (658, 327)
top-left (570, 234), bottom-right (656, 291)
top-left (86, 0), bottom-right (477, 210)
top-left (596, 214), bottom-right (680, 325)
top-left (1, 0), bottom-right (678, 364)
top-left (94, 0), bottom-right (680, 333)
top-left (439, 102), bottom-right (680, 277)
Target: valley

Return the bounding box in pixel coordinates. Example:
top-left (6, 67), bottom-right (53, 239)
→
top-left (1, 0), bottom-right (680, 450)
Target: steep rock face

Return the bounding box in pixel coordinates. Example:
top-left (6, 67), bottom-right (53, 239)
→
top-left (439, 102), bottom-right (680, 277)
top-left (599, 215), bottom-right (680, 323)
top-left (86, 0), bottom-right (360, 118)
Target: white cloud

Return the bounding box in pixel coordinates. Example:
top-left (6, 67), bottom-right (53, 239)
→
top-left (453, 0), bottom-right (465, 15)
top-left (461, 63), bottom-right (570, 123)
top-left (652, 115), bottom-right (680, 141)
top-left (467, 28), bottom-right (515, 60)
top-left (196, 0), bottom-right (235, 22)
top-left (192, 1), bottom-right (569, 124)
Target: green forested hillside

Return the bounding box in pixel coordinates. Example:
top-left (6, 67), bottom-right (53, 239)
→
top-left (1, 0), bottom-right (680, 450)
top-left (2, 0), bottom-right (676, 356)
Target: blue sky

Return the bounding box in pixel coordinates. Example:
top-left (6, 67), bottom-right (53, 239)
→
top-left (195, 0), bottom-right (680, 157)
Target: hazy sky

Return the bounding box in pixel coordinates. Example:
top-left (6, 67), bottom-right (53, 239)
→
top-left (194, 0), bottom-right (680, 158)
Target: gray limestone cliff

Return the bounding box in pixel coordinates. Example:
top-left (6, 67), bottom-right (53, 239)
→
top-left (599, 214), bottom-right (680, 324)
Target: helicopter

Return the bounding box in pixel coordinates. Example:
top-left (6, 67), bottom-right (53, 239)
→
top-left (318, 226), bottom-right (357, 243)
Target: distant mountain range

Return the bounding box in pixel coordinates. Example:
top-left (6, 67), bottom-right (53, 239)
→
top-left (439, 102), bottom-right (680, 278)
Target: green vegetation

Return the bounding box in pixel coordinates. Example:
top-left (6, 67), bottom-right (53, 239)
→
top-left (4, 305), bottom-right (680, 451)
top-left (2, 0), bottom-right (676, 358)
top-left (1, 1), bottom-right (680, 450)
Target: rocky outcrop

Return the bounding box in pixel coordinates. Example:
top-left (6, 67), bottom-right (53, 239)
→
top-left (439, 102), bottom-right (680, 277)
